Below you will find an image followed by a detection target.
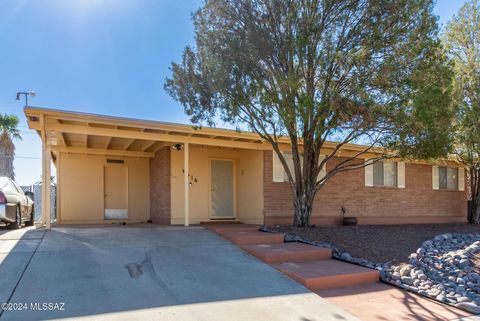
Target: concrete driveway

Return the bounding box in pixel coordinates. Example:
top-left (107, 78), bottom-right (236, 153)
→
top-left (0, 225), bottom-right (359, 321)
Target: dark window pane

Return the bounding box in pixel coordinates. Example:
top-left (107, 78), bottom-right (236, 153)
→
top-left (439, 167), bottom-right (447, 189)
top-left (384, 161), bottom-right (397, 187)
top-left (447, 168), bottom-right (458, 190)
top-left (373, 161), bottom-right (384, 186)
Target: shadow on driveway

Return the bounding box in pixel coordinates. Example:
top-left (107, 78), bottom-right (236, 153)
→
top-left (0, 225), bottom-right (359, 321)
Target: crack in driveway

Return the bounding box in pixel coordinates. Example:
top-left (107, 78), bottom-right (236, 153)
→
top-left (0, 228), bottom-right (45, 319)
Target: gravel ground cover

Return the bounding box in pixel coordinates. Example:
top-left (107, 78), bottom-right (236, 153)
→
top-left (268, 224), bottom-right (480, 264)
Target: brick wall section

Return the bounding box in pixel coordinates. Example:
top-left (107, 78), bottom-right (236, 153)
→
top-left (149, 147), bottom-right (171, 224)
top-left (263, 151), bottom-right (468, 226)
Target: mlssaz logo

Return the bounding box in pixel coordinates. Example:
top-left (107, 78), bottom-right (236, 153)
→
top-left (30, 302), bottom-right (65, 311)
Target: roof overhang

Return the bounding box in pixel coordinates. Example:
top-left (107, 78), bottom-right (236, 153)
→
top-left (25, 106), bottom-right (459, 166)
top-left (24, 106), bottom-right (273, 160)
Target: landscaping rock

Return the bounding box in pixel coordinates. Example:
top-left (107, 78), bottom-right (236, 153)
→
top-left (381, 232), bottom-right (480, 314)
top-left (399, 265), bottom-right (412, 277)
top-left (428, 289), bottom-right (440, 297)
top-left (417, 273), bottom-right (427, 281)
top-left (455, 302), bottom-right (480, 314)
top-left (401, 276), bottom-right (414, 285)
top-left (340, 252), bottom-right (352, 261)
top-left (456, 296), bottom-right (471, 303)
top-left (436, 292), bottom-right (446, 302)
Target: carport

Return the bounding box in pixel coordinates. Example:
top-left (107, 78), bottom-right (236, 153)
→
top-left (24, 106), bottom-right (272, 227)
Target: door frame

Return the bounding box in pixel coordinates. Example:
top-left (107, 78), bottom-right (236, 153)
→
top-left (103, 163), bottom-right (129, 220)
top-left (208, 158), bottom-right (236, 220)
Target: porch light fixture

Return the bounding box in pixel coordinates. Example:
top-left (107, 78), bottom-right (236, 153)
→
top-left (172, 143), bottom-right (184, 151)
top-left (16, 91), bottom-right (36, 106)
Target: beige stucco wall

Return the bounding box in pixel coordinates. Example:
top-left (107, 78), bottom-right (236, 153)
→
top-left (170, 145), bottom-right (264, 225)
top-left (57, 153), bottom-right (150, 224)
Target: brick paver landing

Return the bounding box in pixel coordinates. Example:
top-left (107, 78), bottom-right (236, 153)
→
top-left (319, 282), bottom-right (471, 321)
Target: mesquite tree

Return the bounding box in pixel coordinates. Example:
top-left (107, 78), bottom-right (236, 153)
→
top-left (165, 0), bottom-right (454, 227)
top-left (444, 0), bottom-right (480, 223)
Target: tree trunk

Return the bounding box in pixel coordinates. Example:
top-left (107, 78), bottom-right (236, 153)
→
top-left (473, 180), bottom-right (480, 225)
top-left (473, 202), bottom-right (480, 224)
top-left (289, 134), bottom-right (320, 227)
top-left (293, 184), bottom-right (316, 227)
top-left (470, 167), bottom-right (480, 224)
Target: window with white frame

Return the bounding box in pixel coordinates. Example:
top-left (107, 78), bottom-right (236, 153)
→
top-left (373, 160), bottom-right (397, 187)
top-left (272, 151), bottom-right (326, 183)
top-left (432, 166), bottom-right (464, 191)
top-left (365, 159), bottom-right (405, 188)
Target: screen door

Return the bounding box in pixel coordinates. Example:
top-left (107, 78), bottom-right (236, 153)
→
top-left (211, 160), bottom-right (234, 218)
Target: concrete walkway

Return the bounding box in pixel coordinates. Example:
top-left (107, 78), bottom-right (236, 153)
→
top-left (0, 225), bottom-right (360, 321)
top-left (0, 227), bottom-right (45, 305)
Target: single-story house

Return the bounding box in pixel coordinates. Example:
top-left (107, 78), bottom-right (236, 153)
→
top-left (24, 106), bottom-right (467, 227)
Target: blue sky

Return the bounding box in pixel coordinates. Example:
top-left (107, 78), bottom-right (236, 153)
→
top-left (0, 0), bottom-right (467, 185)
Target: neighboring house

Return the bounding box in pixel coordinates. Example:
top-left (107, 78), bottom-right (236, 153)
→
top-left (25, 107), bottom-right (467, 226)
top-left (31, 184), bottom-right (56, 223)
top-left (20, 185), bottom-right (33, 193)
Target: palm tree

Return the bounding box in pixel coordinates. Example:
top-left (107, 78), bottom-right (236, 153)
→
top-left (0, 114), bottom-right (22, 180)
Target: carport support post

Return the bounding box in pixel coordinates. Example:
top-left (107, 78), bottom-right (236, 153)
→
top-left (184, 142), bottom-right (189, 227)
top-left (41, 141), bottom-right (52, 229)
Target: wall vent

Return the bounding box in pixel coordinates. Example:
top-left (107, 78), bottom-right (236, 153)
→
top-left (107, 159), bottom-right (124, 164)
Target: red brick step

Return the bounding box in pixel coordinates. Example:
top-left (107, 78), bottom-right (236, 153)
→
top-left (241, 242), bottom-right (332, 263)
top-left (220, 231), bottom-right (285, 245)
top-left (273, 259), bottom-right (379, 291)
top-left (200, 220), bottom-right (241, 225)
top-left (204, 224), bottom-right (259, 234)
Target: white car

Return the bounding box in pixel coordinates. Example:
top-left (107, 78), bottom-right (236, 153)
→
top-left (0, 177), bottom-right (34, 229)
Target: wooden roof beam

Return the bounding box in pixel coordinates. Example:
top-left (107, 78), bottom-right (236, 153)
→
top-left (45, 121), bottom-right (270, 150)
top-left (142, 140), bottom-right (157, 152)
top-left (105, 136), bottom-right (113, 149)
top-left (124, 139), bottom-right (136, 151)
top-left (52, 146), bottom-right (154, 158)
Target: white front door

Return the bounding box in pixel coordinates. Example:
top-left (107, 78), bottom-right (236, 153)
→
top-left (210, 160), bottom-right (234, 218)
top-left (104, 165), bottom-right (128, 220)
